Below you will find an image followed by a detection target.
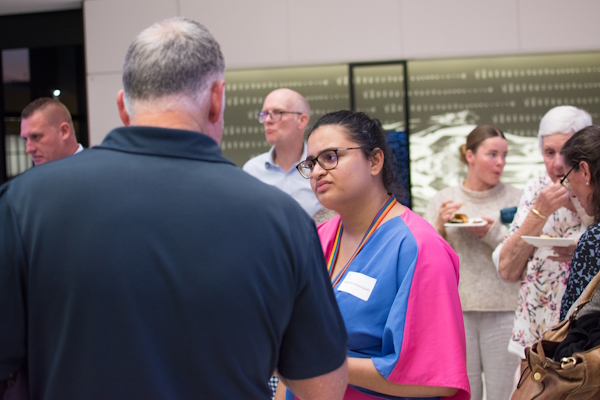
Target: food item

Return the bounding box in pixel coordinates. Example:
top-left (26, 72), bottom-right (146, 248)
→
top-left (449, 213), bottom-right (468, 224)
top-left (540, 234), bottom-right (558, 238)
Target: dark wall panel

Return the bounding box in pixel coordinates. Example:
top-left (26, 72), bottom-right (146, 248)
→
top-left (0, 10), bottom-right (84, 50)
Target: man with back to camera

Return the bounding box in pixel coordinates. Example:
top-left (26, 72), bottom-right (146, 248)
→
top-left (0, 17), bottom-right (348, 400)
top-left (20, 97), bottom-right (83, 166)
top-left (243, 88), bottom-right (322, 216)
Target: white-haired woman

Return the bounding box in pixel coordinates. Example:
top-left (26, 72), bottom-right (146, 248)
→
top-left (493, 105), bottom-right (592, 359)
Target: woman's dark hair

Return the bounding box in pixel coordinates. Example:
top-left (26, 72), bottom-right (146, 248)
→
top-left (459, 125), bottom-right (505, 165)
top-left (307, 110), bottom-right (404, 200)
top-left (561, 125), bottom-right (600, 222)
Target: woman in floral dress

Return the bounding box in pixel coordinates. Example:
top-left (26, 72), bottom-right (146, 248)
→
top-left (493, 105), bottom-right (592, 358)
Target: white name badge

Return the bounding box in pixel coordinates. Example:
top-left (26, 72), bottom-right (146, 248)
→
top-left (338, 272), bottom-right (377, 301)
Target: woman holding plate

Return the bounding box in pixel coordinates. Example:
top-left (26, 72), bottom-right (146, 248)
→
top-left (277, 110), bottom-right (469, 400)
top-left (425, 125), bottom-right (522, 400)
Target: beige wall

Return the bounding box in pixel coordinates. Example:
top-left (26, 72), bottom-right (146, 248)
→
top-left (84, 0), bottom-right (600, 145)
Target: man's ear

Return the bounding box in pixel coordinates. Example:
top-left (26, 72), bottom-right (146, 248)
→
top-left (208, 80), bottom-right (226, 124)
top-left (59, 121), bottom-right (71, 140)
top-left (297, 113), bottom-right (309, 131)
top-left (117, 90), bottom-right (131, 126)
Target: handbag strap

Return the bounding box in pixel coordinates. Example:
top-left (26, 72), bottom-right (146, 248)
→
top-left (571, 271), bottom-right (600, 319)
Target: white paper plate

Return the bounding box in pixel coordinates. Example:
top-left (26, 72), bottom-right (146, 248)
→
top-left (444, 219), bottom-right (488, 228)
top-left (521, 236), bottom-right (577, 247)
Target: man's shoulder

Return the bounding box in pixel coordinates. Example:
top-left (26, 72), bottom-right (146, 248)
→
top-left (0, 147), bottom-right (116, 203)
top-left (242, 151), bottom-right (271, 172)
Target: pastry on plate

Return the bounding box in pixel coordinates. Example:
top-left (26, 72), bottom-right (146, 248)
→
top-left (449, 213), bottom-right (468, 224)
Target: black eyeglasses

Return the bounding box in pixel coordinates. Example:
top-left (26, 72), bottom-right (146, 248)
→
top-left (297, 147), bottom-right (364, 179)
top-left (560, 165), bottom-right (576, 191)
top-left (257, 110), bottom-right (302, 123)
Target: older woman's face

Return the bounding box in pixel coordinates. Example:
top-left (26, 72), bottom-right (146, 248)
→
top-left (541, 133), bottom-right (573, 182)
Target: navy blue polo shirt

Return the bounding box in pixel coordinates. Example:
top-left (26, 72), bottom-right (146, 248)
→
top-left (0, 126), bottom-right (347, 399)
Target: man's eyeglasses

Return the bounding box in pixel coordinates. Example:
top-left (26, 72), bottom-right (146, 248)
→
top-left (560, 165), bottom-right (576, 191)
top-left (257, 110), bottom-right (302, 123)
top-left (297, 147), bottom-right (364, 179)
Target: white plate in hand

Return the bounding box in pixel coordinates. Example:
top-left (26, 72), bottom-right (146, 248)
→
top-left (444, 218), bottom-right (488, 228)
top-left (521, 236), bottom-right (577, 247)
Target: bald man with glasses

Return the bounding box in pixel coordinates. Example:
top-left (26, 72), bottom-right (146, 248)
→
top-left (243, 88), bottom-right (321, 216)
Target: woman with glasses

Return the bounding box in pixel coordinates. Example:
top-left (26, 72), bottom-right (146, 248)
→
top-left (559, 125), bottom-right (600, 319)
top-left (424, 126), bottom-right (522, 400)
top-left (278, 110), bottom-right (469, 400)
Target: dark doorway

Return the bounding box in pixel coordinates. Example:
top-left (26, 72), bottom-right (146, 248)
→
top-left (0, 9), bottom-right (87, 183)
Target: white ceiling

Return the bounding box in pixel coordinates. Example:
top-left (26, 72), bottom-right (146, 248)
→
top-left (0, 0), bottom-right (81, 16)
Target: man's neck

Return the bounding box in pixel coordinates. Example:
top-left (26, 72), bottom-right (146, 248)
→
top-left (128, 111), bottom-right (223, 143)
top-left (131, 111), bottom-right (206, 134)
top-left (67, 141), bottom-right (81, 155)
top-left (273, 142), bottom-right (304, 172)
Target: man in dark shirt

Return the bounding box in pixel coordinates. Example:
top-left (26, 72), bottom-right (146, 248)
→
top-left (0, 17), bottom-right (347, 400)
top-left (20, 97), bottom-right (83, 166)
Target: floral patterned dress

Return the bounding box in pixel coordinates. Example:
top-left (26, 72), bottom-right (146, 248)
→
top-left (497, 175), bottom-right (586, 357)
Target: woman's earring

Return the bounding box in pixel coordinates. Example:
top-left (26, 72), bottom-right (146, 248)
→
top-left (586, 181), bottom-right (589, 185)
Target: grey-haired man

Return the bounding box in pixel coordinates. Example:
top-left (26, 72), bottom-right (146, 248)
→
top-left (0, 17), bottom-right (347, 400)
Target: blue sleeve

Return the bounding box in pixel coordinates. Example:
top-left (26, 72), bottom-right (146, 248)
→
top-left (370, 244), bottom-right (416, 378)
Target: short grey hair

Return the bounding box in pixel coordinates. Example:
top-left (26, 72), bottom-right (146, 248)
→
top-left (122, 17), bottom-right (225, 114)
top-left (538, 105), bottom-right (592, 149)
